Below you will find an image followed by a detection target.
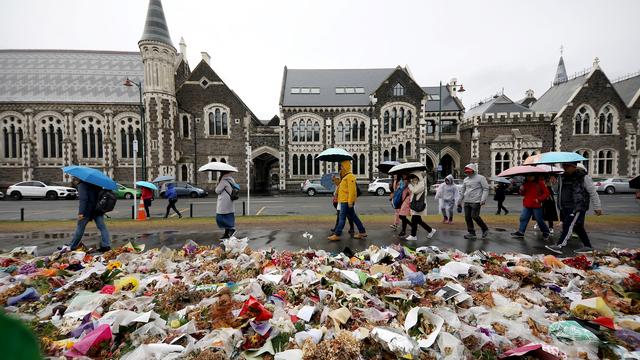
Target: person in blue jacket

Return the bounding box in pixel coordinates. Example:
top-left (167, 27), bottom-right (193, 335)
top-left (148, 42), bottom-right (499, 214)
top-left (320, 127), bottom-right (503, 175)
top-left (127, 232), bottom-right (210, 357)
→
top-left (68, 178), bottom-right (111, 252)
top-left (164, 183), bottom-right (182, 218)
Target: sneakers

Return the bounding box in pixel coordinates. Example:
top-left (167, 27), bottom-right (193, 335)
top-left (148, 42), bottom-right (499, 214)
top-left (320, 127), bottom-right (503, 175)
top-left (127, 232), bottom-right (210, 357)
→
top-left (442, 218), bottom-right (448, 224)
top-left (574, 246), bottom-right (594, 254)
top-left (405, 235), bottom-right (418, 241)
top-left (228, 229), bottom-right (237, 238)
top-left (97, 246), bottom-right (111, 253)
top-left (327, 234), bottom-right (341, 241)
top-left (447, 220), bottom-right (453, 225)
top-left (398, 231), bottom-right (406, 237)
top-left (511, 231), bottom-right (525, 238)
top-left (545, 244), bottom-right (563, 254)
top-left (389, 224), bottom-right (398, 230)
top-left (354, 233), bottom-right (368, 239)
top-left (549, 228), bottom-right (554, 234)
top-left (504, 210), bottom-right (509, 215)
top-left (481, 230), bottom-right (490, 239)
top-left (542, 233), bottom-right (551, 241)
top-left (464, 233), bottom-right (477, 240)
top-left (427, 229), bottom-right (437, 239)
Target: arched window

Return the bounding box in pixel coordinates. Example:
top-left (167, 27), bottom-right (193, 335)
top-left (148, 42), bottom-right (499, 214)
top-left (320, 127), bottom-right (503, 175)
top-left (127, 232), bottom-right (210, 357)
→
top-left (391, 108), bottom-right (397, 132)
top-left (1, 117), bottom-right (25, 159)
top-left (292, 122), bottom-right (299, 142)
top-left (292, 155), bottom-right (298, 175)
top-left (353, 154), bottom-right (359, 175)
top-left (383, 111), bottom-right (390, 134)
top-left (336, 122), bottom-right (344, 142)
top-left (596, 150), bottom-right (614, 175)
top-left (399, 108), bottom-right (405, 129)
top-left (359, 154), bottom-right (365, 175)
top-left (207, 107), bottom-right (229, 136)
top-left (300, 154), bottom-right (306, 175)
top-left (300, 121), bottom-right (307, 142)
top-left (359, 121), bottom-right (366, 141)
top-left (181, 164), bottom-right (188, 181)
top-left (574, 106), bottom-right (590, 134)
top-left (221, 113), bottom-right (228, 135)
top-left (81, 129), bottom-right (88, 158)
top-left (306, 120), bottom-right (313, 142)
top-left (314, 157), bottom-right (320, 175)
top-left (391, 147), bottom-right (397, 161)
top-left (393, 83), bottom-right (404, 96)
top-left (494, 152), bottom-right (511, 176)
top-left (214, 109), bottom-right (222, 134)
top-left (40, 117), bottom-right (63, 158)
top-left (577, 150), bottom-right (590, 172)
top-left (405, 141), bottom-right (411, 157)
top-left (598, 105), bottom-right (614, 134)
top-left (78, 116), bottom-right (105, 159)
top-left (352, 121), bottom-right (358, 141)
top-left (345, 120), bottom-right (351, 142)
top-left (182, 115), bottom-right (189, 138)
top-left (398, 144), bottom-right (404, 159)
top-left (307, 154), bottom-right (313, 175)
top-left (383, 150), bottom-right (390, 161)
top-left (406, 110), bottom-right (412, 126)
top-left (313, 121), bottom-right (320, 142)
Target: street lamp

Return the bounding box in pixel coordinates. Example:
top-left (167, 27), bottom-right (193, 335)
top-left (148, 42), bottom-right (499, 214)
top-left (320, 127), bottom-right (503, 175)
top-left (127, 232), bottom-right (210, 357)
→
top-left (437, 80), bottom-right (465, 181)
top-left (123, 78), bottom-right (146, 180)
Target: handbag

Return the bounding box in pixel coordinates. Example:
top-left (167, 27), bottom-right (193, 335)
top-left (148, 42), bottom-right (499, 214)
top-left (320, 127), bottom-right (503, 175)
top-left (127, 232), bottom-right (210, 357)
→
top-left (410, 193), bottom-right (426, 212)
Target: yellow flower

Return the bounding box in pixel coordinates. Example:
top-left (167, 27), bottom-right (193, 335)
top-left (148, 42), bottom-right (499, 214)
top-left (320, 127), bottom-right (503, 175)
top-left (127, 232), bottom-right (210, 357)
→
top-left (106, 261), bottom-right (122, 270)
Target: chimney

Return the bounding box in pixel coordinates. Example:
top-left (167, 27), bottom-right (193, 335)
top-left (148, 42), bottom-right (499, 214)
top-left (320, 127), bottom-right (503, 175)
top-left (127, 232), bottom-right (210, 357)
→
top-left (179, 37), bottom-right (187, 62)
top-left (201, 51), bottom-right (211, 65)
top-left (449, 78), bottom-right (458, 98)
top-left (525, 89), bottom-right (534, 98)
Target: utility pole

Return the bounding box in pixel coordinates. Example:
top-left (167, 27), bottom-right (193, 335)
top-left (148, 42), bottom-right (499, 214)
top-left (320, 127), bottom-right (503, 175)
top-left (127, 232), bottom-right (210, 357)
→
top-left (245, 143), bottom-right (252, 215)
top-left (133, 139), bottom-right (138, 220)
top-left (437, 81), bottom-right (442, 181)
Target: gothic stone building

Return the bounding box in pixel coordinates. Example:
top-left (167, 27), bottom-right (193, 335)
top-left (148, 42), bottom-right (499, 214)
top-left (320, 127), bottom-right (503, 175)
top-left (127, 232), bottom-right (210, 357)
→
top-left (278, 67), bottom-right (464, 190)
top-left (460, 56), bottom-right (640, 178)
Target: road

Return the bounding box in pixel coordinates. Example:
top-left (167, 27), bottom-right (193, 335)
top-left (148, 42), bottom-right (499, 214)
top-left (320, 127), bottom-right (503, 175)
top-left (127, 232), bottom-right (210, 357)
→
top-left (0, 193), bottom-right (638, 221)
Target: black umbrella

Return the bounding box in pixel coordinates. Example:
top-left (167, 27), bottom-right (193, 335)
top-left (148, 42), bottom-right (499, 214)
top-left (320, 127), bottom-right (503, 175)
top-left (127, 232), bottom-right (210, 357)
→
top-left (630, 175), bottom-right (640, 189)
top-left (377, 161), bottom-right (400, 174)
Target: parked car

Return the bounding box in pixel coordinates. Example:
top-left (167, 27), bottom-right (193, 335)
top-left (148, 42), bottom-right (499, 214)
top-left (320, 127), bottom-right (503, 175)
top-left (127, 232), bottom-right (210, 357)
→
top-left (593, 178), bottom-right (633, 194)
top-left (6, 181), bottom-right (77, 200)
top-left (113, 183), bottom-right (142, 199)
top-left (301, 178), bottom-right (334, 197)
top-left (159, 183), bottom-right (208, 198)
top-left (429, 178), bottom-right (463, 194)
top-left (0, 191), bottom-right (4, 200)
top-left (368, 178), bottom-right (393, 196)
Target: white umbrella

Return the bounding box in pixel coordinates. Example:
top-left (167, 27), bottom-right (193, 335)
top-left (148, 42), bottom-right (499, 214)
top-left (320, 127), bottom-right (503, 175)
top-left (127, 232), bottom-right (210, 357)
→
top-left (198, 162), bottom-right (238, 173)
top-left (388, 162), bottom-right (428, 174)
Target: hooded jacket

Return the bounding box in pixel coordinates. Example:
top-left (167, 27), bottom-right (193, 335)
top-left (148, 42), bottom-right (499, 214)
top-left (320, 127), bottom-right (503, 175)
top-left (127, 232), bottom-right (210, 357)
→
top-left (337, 160), bottom-right (358, 205)
top-left (165, 183), bottom-right (178, 200)
top-left (459, 163), bottom-right (489, 204)
top-left (77, 181), bottom-right (100, 219)
top-left (215, 173), bottom-right (237, 214)
top-left (435, 174), bottom-right (460, 204)
top-left (408, 170), bottom-right (428, 216)
top-left (520, 178), bottom-right (550, 208)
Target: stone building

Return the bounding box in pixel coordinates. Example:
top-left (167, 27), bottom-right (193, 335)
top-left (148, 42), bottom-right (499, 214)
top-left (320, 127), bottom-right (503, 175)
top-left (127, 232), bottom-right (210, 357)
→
top-left (278, 67), bottom-right (464, 190)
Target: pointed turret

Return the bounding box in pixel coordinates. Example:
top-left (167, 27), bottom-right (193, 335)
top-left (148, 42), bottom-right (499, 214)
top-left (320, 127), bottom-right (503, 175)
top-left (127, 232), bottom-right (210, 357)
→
top-left (553, 56), bottom-right (568, 85)
top-left (140, 0), bottom-right (174, 48)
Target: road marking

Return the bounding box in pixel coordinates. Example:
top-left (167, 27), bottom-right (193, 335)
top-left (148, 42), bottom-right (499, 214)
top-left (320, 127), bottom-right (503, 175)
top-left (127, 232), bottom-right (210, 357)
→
top-left (170, 208), bottom-right (189, 218)
top-left (256, 206), bottom-right (266, 215)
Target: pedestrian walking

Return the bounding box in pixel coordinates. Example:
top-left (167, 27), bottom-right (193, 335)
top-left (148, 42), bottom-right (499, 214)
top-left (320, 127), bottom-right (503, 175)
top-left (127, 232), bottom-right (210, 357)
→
top-left (494, 183), bottom-right (509, 215)
top-left (141, 186), bottom-right (153, 218)
top-left (458, 163), bottom-right (490, 240)
top-left (331, 176), bottom-right (354, 235)
top-left (405, 170), bottom-right (437, 241)
top-left (164, 183), bottom-right (182, 218)
top-left (389, 175), bottom-right (401, 230)
top-left (328, 160), bottom-right (367, 241)
top-left (67, 178), bottom-right (112, 252)
top-left (435, 174), bottom-right (460, 224)
top-left (396, 174), bottom-right (412, 237)
top-left (545, 162), bottom-right (602, 254)
top-left (216, 171), bottom-right (239, 240)
top-left (510, 175), bottom-right (551, 240)
top-left (541, 176), bottom-right (558, 233)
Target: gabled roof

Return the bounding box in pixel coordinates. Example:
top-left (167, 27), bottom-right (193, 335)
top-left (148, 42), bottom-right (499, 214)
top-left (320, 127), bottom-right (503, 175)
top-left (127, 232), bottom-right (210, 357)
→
top-left (530, 73), bottom-right (589, 113)
top-left (422, 85), bottom-right (464, 112)
top-left (464, 94), bottom-right (531, 119)
top-left (140, 0), bottom-right (174, 47)
top-left (280, 68), bottom-right (395, 107)
top-left (0, 49), bottom-right (143, 104)
top-left (613, 73), bottom-right (640, 107)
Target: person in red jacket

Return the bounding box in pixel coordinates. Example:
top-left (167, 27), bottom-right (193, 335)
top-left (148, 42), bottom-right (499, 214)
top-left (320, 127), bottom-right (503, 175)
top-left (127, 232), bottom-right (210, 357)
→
top-left (511, 175), bottom-right (551, 240)
top-left (141, 186), bottom-right (154, 218)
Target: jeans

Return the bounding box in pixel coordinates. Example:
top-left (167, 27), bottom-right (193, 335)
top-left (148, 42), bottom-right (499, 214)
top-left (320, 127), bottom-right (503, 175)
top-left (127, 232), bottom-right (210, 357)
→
top-left (334, 203), bottom-right (365, 236)
top-left (556, 208), bottom-right (591, 247)
top-left (165, 199), bottom-right (181, 217)
top-left (143, 199), bottom-right (152, 217)
top-left (464, 203), bottom-right (488, 235)
top-left (441, 200), bottom-right (455, 220)
top-left (70, 214), bottom-right (110, 249)
top-left (333, 210), bottom-right (353, 233)
top-left (518, 207), bottom-right (549, 235)
top-left (410, 215), bottom-right (433, 236)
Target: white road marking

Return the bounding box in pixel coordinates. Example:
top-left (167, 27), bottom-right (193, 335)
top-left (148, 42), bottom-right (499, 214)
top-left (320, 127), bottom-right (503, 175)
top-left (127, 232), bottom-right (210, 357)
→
top-left (256, 206), bottom-right (266, 215)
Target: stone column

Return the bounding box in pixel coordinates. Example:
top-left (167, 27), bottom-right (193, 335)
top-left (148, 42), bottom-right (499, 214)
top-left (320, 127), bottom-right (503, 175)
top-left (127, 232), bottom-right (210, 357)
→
top-left (22, 109), bottom-right (34, 181)
top-left (278, 113), bottom-right (286, 190)
top-left (103, 109), bottom-right (114, 178)
top-left (325, 117), bottom-right (332, 173)
top-left (62, 109), bottom-right (74, 182)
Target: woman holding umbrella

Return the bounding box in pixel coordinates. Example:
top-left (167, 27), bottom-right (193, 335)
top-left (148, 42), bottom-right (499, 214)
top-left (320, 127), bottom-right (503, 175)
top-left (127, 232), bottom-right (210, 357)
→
top-left (137, 182), bottom-right (156, 219)
top-left (198, 161), bottom-right (241, 240)
top-left (406, 170), bottom-right (437, 241)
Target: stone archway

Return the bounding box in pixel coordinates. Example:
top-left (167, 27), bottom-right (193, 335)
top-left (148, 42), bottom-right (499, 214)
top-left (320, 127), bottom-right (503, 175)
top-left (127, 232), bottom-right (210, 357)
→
top-left (251, 146), bottom-right (280, 194)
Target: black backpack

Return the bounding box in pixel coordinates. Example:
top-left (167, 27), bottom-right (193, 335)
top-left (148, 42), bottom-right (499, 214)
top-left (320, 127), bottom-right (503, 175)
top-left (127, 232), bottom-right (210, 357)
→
top-left (95, 190), bottom-right (117, 214)
top-left (410, 193), bottom-right (426, 212)
top-left (226, 180), bottom-right (240, 201)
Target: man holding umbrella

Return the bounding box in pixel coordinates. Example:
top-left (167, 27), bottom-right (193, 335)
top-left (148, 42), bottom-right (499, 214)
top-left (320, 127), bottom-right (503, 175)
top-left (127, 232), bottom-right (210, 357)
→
top-left (328, 160), bottom-right (367, 241)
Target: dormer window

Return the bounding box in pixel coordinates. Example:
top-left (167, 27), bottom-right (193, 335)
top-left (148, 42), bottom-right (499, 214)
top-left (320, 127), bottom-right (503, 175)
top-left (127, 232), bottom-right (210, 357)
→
top-left (393, 83), bottom-right (404, 96)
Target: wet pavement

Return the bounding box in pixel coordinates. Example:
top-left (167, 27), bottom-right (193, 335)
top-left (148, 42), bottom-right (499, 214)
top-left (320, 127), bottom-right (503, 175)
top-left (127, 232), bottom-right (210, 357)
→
top-left (1, 224), bottom-right (637, 257)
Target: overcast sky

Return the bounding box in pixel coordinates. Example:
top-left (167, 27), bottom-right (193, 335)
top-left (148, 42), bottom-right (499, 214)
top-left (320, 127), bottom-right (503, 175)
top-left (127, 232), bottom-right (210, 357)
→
top-left (1, 0), bottom-right (639, 119)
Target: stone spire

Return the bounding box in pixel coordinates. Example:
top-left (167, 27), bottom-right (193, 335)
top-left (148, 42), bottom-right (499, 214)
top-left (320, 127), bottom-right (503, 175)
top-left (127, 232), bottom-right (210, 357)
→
top-left (140, 0), bottom-right (174, 48)
top-left (553, 46), bottom-right (568, 85)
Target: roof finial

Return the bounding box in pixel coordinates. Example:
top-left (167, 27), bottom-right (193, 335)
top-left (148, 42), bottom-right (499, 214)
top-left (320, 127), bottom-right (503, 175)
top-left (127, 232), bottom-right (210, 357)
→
top-left (593, 57), bottom-right (600, 69)
top-left (560, 44), bottom-right (564, 56)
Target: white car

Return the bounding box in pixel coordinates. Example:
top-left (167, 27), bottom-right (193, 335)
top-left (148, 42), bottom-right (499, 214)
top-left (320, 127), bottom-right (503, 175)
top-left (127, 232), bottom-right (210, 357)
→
top-left (593, 178), bottom-right (633, 194)
top-left (368, 178), bottom-right (393, 196)
top-left (6, 181), bottom-right (78, 200)
top-left (429, 179), bottom-right (463, 194)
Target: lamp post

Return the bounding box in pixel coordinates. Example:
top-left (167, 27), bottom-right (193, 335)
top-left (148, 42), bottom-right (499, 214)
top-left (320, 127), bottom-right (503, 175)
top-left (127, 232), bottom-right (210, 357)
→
top-left (123, 78), bottom-right (146, 180)
top-left (436, 80), bottom-right (465, 181)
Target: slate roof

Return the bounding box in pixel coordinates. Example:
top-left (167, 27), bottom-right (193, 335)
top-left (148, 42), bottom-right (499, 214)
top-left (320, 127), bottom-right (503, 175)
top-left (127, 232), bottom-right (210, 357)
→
top-left (0, 50), bottom-right (144, 104)
top-left (464, 94), bottom-right (531, 119)
top-left (613, 74), bottom-right (640, 107)
top-left (530, 73), bottom-right (588, 113)
top-left (280, 68), bottom-right (395, 107)
top-left (140, 0), bottom-right (174, 47)
top-left (422, 86), bottom-right (464, 112)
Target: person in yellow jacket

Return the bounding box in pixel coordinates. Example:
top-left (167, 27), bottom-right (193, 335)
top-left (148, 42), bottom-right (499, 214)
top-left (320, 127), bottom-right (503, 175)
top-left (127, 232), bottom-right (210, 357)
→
top-left (328, 160), bottom-right (367, 241)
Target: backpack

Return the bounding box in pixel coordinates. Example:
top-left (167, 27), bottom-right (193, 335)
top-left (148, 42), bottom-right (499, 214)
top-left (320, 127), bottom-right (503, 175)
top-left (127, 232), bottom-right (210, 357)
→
top-left (410, 193), bottom-right (426, 213)
top-left (392, 183), bottom-right (405, 209)
top-left (95, 190), bottom-right (117, 214)
top-left (226, 180), bottom-right (240, 201)
top-left (356, 185), bottom-right (362, 197)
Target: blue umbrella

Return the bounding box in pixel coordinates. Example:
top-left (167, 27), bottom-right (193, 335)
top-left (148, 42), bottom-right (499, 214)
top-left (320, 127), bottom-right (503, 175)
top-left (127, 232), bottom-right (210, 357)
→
top-left (152, 175), bottom-right (175, 183)
top-left (316, 148), bottom-right (353, 162)
top-left (135, 181), bottom-right (158, 191)
top-left (320, 172), bottom-right (338, 191)
top-left (62, 165), bottom-right (118, 190)
top-left (523, 151), bottom-right (587, 165)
